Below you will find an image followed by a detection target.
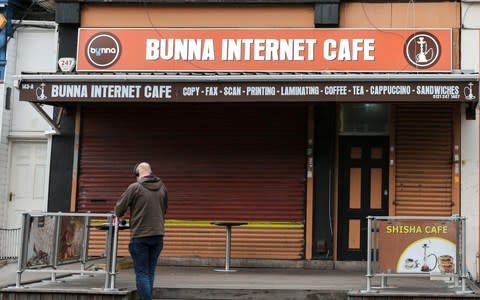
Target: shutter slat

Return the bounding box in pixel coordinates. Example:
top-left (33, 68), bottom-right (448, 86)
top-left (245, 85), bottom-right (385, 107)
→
top-left (79, 103), bottom-right (306, 259)
top-left (394, 104), bottom-right (453, 216)
top-left (88, 226), bottom-right (304, 260)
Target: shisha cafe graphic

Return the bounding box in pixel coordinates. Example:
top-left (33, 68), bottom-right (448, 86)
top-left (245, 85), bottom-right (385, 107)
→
top-left (404, 32), bottom-right (441, 69)
top-left (378, 220), bottom-right (457, 274)
top-left (396, 237), bottom-right (456, 273)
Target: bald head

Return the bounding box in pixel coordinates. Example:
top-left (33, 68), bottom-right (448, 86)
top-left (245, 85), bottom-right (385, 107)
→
top-left (136, 162), bottom-right (152, 178)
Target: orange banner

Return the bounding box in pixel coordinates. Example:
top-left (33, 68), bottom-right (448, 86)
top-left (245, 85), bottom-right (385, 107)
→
top-left (76, 29), bottom-right (452, 72)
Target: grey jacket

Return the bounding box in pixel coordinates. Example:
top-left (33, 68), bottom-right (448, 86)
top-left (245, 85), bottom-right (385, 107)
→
top-left (115, 175), bottom-right (168, 238)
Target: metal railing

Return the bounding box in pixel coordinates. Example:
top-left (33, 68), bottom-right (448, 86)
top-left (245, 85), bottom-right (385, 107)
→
top-left (14, 212), bottom-right (123, 290)
top-left (0, 228), bottom-right (21, 260)
top-left (364, 215), bottom-right (472, 294)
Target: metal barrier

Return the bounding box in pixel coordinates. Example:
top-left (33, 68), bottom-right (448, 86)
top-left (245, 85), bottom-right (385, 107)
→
top-left (15, 212), bottom-right (122, 291)
top-left (364, 215), bottom-right (472, 294)
top-left (0, 228), bottom-right (20, 260)
top-left (0, 228), bottom-right (21, 260)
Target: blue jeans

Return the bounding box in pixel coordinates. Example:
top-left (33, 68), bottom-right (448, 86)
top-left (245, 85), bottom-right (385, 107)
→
top-left (129, 235), bottom-right (164, 300)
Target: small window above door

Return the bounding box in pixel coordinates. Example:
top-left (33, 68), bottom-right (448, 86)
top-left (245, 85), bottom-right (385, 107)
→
top-left (339, 103), bottom-right (390, 136)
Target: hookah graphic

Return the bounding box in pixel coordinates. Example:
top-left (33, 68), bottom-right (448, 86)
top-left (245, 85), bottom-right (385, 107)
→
top-left (415, 37), bottom-right (434, 64)
top-left (35, 83), bottom-right (47, 101)
top-left (464, 82), bottom-right (476, 101)
top-left (420, 243), bottom-right (437, 272)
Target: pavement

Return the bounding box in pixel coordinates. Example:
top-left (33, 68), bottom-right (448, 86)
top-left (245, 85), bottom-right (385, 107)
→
top-left (1, 259), bottom-right (480, 299)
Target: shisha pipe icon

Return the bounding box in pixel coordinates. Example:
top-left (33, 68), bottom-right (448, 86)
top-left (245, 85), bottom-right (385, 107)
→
top-left (36, 83), bottom-right (47, 101)
top-left (464, 82), bottom-right (476, 101)
top-left (420, 243), bottom-right (437, 272)
top-left (415, 37), bottom-right (434, 63)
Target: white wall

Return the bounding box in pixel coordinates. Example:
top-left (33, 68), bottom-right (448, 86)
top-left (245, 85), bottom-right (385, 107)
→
top-left (0, 21), bottom-right (57, 227)
top-left (461, 4), bottom-right (480, 280)
top-left (463, 3), bottom-right (480, 32)
top-left (0, 84), bottom-right (8, 227)
top-left (461, 3), bottom-right (480, 71)
top-left (11, 23), bottom-right (57, 133)
top-left (461, 107), bottom-right (479, 280)
top-left (461, 30), bottom-right (479, 73)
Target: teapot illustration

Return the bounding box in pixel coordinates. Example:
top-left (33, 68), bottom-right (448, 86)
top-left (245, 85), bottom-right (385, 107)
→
top-left (404, 258), bottom-right (420, 270)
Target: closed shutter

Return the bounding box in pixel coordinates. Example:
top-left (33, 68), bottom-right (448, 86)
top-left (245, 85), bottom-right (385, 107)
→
top-left (79, 103), bottom-right (306, 259)
top-left (394, 104), bottom-right (454, 216)
top-left (88, 225), bottom-right (305, 259)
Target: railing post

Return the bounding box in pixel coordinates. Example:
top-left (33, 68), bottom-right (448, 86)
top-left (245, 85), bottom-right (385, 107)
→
top-left (0, 228), bottom-right (4, 259)
top-left (47, 215), bottom-right (62, 283)
top-left (109, 214), bottom-right (120, 290)
top-left (79, 213), bottom-right (91, 277)
top-left (366, 216), bottom-right (373, 293)
top-left (460, 217), bottom-right (471, 294)
top-left (16, 213), bottom-right (31, 288)
top-left (454, 215), bottom-right (461, 288)
top-left (103, 213), bottom-right (120, 290)
top-left (104, 214), bottom-right (114, 290)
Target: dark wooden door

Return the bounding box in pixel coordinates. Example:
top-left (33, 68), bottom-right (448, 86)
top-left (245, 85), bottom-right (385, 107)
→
top-left (338, 136), bottom-right (389, 260)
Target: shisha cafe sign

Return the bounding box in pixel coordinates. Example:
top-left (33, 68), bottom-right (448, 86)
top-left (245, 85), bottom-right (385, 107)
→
top-left (378, 220), bottom-right (457, 274)
top-left (76, 29), bottom-right (452, 72)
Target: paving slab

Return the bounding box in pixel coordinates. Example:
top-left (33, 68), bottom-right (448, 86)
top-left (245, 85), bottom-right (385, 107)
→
top-left (1, 260), bottom-right (479, 300)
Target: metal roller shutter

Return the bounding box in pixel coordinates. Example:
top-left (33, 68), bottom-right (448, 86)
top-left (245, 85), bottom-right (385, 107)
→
top-left (88, 226), bottom-right (305, 260)
top-left (78, 103), bottom-right (306, 259)
top-left (394, 104), bottom-right (454, 216)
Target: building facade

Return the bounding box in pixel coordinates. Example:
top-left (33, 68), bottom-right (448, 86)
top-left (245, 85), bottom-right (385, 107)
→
top-left (15, 0), bottom-right (480, 278)
top-left (0, 0), bottom-right (57, 231)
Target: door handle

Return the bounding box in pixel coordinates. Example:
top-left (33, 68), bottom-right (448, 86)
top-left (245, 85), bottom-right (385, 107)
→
top-left (9, 192), bottom-right (14, 202)
top-left (383, 189), bottom-right (388, 196)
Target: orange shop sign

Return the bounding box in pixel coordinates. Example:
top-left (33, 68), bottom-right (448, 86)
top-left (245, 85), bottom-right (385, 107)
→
top-left (76, 28), bottom-right (452, 72)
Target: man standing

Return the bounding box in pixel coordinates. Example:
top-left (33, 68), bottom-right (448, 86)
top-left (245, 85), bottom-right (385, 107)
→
top-left (115, 162), bottom-right (168, 300)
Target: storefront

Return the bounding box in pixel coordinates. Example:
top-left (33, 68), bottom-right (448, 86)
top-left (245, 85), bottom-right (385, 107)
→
top-left (17, 73), bottom-right (478, 262)
top-left (16, 2), bottom-right (479, 264)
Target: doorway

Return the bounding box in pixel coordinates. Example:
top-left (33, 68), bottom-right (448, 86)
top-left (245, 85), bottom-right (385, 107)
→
top-left (337, 136), bottom-right (389, 260)
top-left (6, 141), bottom-right (48, 228)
